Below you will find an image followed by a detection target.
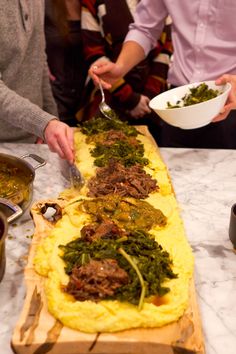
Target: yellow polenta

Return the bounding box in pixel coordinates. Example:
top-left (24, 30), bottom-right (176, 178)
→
top-left (33, 129), bottom-right (194, 333)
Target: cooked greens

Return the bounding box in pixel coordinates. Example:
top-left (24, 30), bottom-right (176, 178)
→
top-left (167, 83), bottom-right (220, 109)
top-left (59, 230), bottom-right (177, 306)
top-left (81, 116), bottom-right (138, 137)
top-left (90, 140), bottom-right (149, 167)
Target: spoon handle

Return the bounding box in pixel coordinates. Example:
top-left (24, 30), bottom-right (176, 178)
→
top-left (98, 80), bottom-right (105, 103)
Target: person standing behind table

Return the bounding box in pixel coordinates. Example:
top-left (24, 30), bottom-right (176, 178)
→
top-left (89, 0), bottom-right (236, 149)
top-left (0, 1), bottom-right (74, 163)
top-left (45, 0), bottom-right (88, 126)
top-left (80, 0), bottom-right (172, 143)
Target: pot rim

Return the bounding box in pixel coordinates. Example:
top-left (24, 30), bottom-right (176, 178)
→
top-left (0, 153), bottom-right (46, 215)
top-left (0, 210), bottom-right (7, 282)
top-left (0, 152), bottom-right (46, 177)
top-left (0, 198), bottom-right (23, 223)
top-left (0, 210), bottom-right (8, 241)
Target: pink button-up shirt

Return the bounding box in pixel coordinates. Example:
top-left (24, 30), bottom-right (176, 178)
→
top-left (126, 0), bottom-right (236, 86)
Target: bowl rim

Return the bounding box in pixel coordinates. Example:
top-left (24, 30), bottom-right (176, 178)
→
top-left (149, 80), bottom-right (232, 112)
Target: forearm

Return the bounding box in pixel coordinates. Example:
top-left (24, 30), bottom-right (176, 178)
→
top-left (82, 28), bottom-right (106, 66)
top-left (116, 41), bottom-right (146, 77)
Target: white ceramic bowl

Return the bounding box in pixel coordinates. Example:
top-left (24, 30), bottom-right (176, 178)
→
top-left (149, 80), bottom-right (231, 129)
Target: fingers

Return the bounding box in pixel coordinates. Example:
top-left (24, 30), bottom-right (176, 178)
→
top-left (129, 95), bottom-right (152, 118)
top-left (130, 111), bottom-right (142, 119)
top-left (91, 67), bottom-right (112, 89)
top-left (129, 107), bottom-right (151, 119)
top-left (58, 130), bottom-right (74, 163)
top-left (65, 126), bottom-right (75, 163)
top-left (89, 68), bottom-right (112, 89)
top-left (143, 99), bottom-right (151, 114)
top-left (89, 60), bottom-right (120, 89)
top-left (99, 78), bottom-right (112, 90)
top-left (213, 75), bottom-right (236, 122)
top-left (67, 126), bottom-right (75, 152)
top-left (48, 68), bottom-right (56, 82)
top-left (229, 89), bottom-right (236, 103)
top-left (212, 113), bottom-right (227, 123)
top-left (212, 104), bottom-right (233, 122)
top-left (44, 120), bottom-right (74, 163)
top-left (215, 74), bottom-right (230, 85)
top-left (215, 74), bottom-right (236, 89)
top-left (47, 138), bottom-right (65, 159)
top-left (36, 137), bottom-right (44, 144)
top-left (88, 66), bottom-right (99, 84)
top-left (144, 105), bottom-right (151, 114)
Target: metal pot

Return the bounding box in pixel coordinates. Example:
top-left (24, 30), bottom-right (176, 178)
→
top-left (0, 153), bottom-right (46, 282)
top-left (0, 153), bottom-right (46, 219)
top-left (0, 211), bottom-right (8, 282)
top-left (0, 204), bottom-right (22, 282)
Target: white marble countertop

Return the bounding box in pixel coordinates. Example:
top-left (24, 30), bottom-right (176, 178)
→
top-left (0, 143), bottom-right (236, 354)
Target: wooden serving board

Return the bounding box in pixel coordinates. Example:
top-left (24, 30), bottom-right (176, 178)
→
top-left (12, 127), bottom-right (205, 354)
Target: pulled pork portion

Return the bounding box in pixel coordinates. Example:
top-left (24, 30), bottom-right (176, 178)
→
top-left (101, 130), bottom-right (139, 147)
top-left (88, 160), bottom-right (158, 199)
top-left (87, 129), bottom-right (139, 146)
top-left (81, 219), bottom-right (126, 243)
top-left (66, 259), bottom-right (129, 301)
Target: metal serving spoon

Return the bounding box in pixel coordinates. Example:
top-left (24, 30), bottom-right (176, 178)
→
top-left (69, 163), bottom-right (84, 190)
top-left (60, 159), bottom-right (84, 190)
top-left (98, 80), bottom-right (115, 119)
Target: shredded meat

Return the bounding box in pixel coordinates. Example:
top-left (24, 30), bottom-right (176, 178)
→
top-left (88, 161), bottom-right (158, 199)
top-left (81, 219), bottom-right (126, 242)
top-left (87, 129), bottom-right (139, 146)
top-left (102, 130), bottom-right (139, 147)
top-left (65, 259), bottom-right (129, 301)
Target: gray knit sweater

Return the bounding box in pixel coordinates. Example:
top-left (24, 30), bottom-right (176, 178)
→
top-left (0, 0), bottom-right (58, 143)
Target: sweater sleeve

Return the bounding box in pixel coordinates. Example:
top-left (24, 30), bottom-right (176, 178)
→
top-left (42, 55), bottom-right (58, 116)
top-left (0, 71), bottom-right (55, 139)
top-left (81, 1), bottom-right (106, 65)
top-left (110, 79), bottom-right (141, 110)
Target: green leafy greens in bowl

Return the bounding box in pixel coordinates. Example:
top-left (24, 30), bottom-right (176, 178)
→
top-left (166, 83), bottom-right (220, 109)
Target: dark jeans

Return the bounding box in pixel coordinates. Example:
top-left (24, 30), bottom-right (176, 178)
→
top-left (160, 109), bottom-right (236, 149)
top-left (157, 83), bottom-right (236, 149)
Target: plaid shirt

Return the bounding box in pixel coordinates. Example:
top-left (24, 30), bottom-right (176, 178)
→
top-left (81, 0), bottom-right (172, 112)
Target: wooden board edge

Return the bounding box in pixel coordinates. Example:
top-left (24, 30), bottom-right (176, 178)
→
top-left (11, 126), bottom-right (205, 354)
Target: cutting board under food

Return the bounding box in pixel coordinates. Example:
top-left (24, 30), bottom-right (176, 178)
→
top-left (12, 127), bottom-right (205, 354)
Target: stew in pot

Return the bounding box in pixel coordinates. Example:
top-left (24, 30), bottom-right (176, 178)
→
top-left (0, 162), bottom-right (30, 199)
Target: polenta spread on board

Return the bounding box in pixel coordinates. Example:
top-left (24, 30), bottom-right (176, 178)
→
top-left (33, 117), bottom-right (194, 333)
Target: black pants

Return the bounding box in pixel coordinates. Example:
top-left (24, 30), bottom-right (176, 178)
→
top-left (159, 108), bottom-right (236, 149)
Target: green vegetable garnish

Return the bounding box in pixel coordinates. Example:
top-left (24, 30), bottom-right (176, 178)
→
top-left (81, 116), bottom-right (138, 137)
top-left (90, 140), bottom-right (149, 167)
top-left (59, 230), bottom-right (177, 306)
top-left (167, 83), bottom-right (220, 109)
